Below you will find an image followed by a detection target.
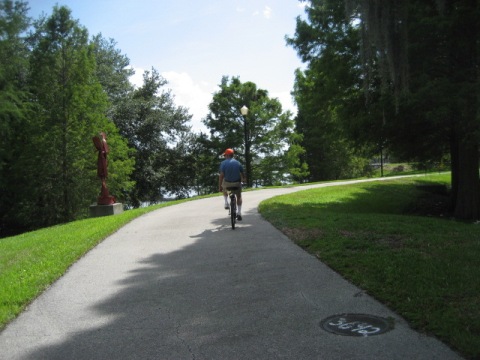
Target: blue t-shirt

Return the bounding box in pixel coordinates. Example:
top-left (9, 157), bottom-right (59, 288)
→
top-left (220, 158), bottom-right (244, 182)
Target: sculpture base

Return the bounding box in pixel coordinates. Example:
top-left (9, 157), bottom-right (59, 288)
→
top-left (90, 203), bottom-right (123, 218)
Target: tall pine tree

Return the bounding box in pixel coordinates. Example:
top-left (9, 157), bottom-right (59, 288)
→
top-left (0, 0), bottom-right (31, 235)
top-left (12, 6), bottom-right (132, 229)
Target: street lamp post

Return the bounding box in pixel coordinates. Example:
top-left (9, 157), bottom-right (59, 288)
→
top-left (240, 105), bottom-right (251, 187)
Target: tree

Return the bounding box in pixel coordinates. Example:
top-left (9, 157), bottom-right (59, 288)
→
top-left (204, 76), bottom-right (303, 187)
top-left (10, 5), bottom-right (133, 230)
top-left (288, 1), bottom-right (374, 181)
top-left (290, 0), bottom-right (480, 219)
top-left (186, 132), bottom-right (220, 195)
top-left (90, 33), bottom-right (134, 109)
top-left (284, 132), bottom-right (309, 183)
top-left (111, 68), bottom-right (192, 207)
top-left (0, 0), bottom-right (31, 235)
top-left (348, 0), bottom-right (480, 219)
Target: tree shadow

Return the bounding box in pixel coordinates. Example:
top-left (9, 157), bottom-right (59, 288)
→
top-left (23, 207), bottom-right (318, 360)
top-left (281, 181), bottom-right (451, 219)
top-left (18, 181), bottom-right (459, 359)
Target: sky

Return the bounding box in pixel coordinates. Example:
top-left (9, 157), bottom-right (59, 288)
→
top-left (28, 1), bottom-right (307, 133)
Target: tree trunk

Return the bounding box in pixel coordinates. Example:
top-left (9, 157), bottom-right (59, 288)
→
top-left (449, 125), bottom-right (459, 212)
top-left (453, 139), bottom-right (479, 219)
top-left (449, 0), bottom-right (479, 220)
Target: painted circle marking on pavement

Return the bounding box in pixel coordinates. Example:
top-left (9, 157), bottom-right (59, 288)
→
top-left (320, 313), bottom-right (393, 337)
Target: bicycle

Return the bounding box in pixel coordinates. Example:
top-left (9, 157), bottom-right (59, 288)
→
top-left (226, 186), bottom-right (239, 230)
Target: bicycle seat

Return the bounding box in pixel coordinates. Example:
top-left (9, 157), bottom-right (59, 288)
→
top-left (226, 187), bottom-right (239, 191)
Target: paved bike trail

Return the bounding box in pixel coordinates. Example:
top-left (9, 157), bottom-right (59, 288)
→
top-left (0, 180), bottom-right (464, 359)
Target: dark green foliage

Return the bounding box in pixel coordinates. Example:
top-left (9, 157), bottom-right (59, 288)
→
top-left (186, 132), bottom-right (220, 195)
top-left (0, 1), bottom-right (199, 234)
top-left (90, 34), bottom-right (134, 107)
top-left (111, 68), bottom-right (192, 207)
top-left (0, 3), bottom-right (134, 235)
top-left (351, 0), bottom-right (480, 219)
top-left (0, 1), bottom-right (31, 235)
top-left (288, 1), bottom-right (377, 181)
top-left (289, 0), bottom-right (480, 219)
top-left (19, 6), bottom-right (133, 227)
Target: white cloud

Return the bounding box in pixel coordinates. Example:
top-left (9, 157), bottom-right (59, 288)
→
top-left (263, 6), bottom-right (272, 19)
top-left (128, 66), bottom-right (144, 88)
top-left (272, 91), bottom-right (297, 115)
top-left (161, 71), bottom-right (212, 133)
top-left (252, 6), bottom-right (272, 19)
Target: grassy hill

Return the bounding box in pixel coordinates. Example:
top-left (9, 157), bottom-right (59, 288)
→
top-left (1, 173), bottom-right (478, 358)
top-left (259, 173), bottom-right (478, 359)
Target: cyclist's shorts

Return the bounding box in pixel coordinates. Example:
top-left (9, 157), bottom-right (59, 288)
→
top-left (223, 180), bottom-right (242, 195)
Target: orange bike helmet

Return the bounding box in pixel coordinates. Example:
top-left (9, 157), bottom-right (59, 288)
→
top-left (223, 148), bottom-right (234, 156)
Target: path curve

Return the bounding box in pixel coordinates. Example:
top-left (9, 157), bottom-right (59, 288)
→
top-left (0, 178), bottom-right (463, 359)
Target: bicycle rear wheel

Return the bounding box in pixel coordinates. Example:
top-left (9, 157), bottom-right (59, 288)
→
top-left (230, 196), bottom-right (236, 229)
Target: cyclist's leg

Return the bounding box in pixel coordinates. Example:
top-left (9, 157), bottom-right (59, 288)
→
top-left (223, 191), bottom-right (229, 209)
top-left (222, 180), bottom-right (229, 209)
top-left (236, 191), bottom-right (243, 220)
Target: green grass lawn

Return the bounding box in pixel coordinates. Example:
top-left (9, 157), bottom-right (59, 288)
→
top-left (1, 174), bottom-right (478, 359)
top-left (0, 199), bottom-right (191, 329)
top-left (259, 173), bottom-right (479, 360)
top-left (371, 162), bottom-right (449, 177)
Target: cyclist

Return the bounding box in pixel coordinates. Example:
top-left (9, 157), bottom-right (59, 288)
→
top-left (219, 148), bottom-right (246, 220)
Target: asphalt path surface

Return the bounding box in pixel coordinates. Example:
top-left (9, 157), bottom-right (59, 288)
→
top-left (0, 180), bottom-right (464, 359)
